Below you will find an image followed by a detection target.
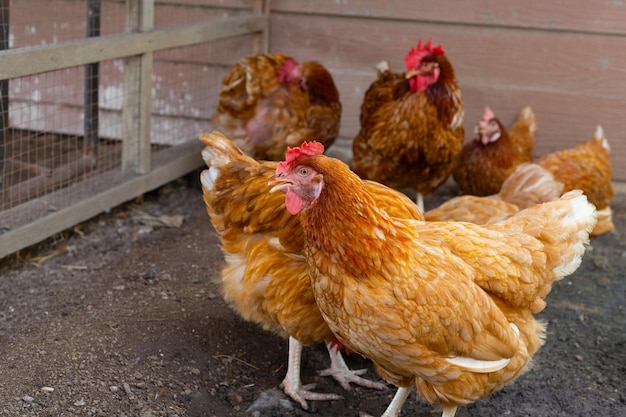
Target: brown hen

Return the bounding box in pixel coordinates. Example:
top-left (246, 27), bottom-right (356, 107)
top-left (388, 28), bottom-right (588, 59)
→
top-left (352, 39), bottom-right (464, 211)
top-left (272, 142), bottom-right (596, 417)
top-left (211, 52), bottom-right (341, 160)
top-left (453, 106), bottom-right (536, 196)
top-left (535, 125), bottom-right (614, 235)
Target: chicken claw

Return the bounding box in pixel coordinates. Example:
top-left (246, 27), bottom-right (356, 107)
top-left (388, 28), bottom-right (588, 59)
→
top-left (319, 340), bottom-right (387, 391)
top-left (280, 337), bottom-right (343, 409)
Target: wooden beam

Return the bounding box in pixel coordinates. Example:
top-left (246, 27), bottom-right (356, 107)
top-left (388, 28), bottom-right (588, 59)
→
top-left (123, 0), bottom-right (154, 174)
top-left (0, 14), bottom-right (268, 79)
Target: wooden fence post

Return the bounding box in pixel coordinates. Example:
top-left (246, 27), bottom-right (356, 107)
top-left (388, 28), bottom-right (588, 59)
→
top-left (122, 0), bottom-right (154, 174)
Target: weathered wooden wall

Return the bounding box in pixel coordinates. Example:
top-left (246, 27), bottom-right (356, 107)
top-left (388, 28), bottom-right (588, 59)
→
top-left (270, 0), bottom-right (626, 181)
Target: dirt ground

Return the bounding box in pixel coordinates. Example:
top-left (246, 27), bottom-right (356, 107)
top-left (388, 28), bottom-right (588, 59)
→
top-left (0, 172), bottom-right (624, 417)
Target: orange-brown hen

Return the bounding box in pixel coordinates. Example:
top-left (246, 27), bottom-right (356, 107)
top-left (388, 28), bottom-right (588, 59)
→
top-left (272, 142), bottom-right (596, 417)
top-left (211, 52), bottom-right (341, 161)
top-left (199, 132), bottom-right (422, 409)
top-left (535, 125), bottom-right (614, 235)
top-left (453, 106), bottom-right (536, 196)
top-left (426, 162), bottom-right (564, 224)
top-left (352, 39), bottom-right (464, 211)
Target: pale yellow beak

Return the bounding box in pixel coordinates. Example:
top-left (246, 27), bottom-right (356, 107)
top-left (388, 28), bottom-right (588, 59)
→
top-left (405, 69), bottom-right (419, 79)
top-left (268, 175), bottom-right (291, 194)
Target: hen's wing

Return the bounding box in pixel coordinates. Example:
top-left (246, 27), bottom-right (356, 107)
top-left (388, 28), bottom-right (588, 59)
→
top-left (424, 195), bottom-right (518, 224)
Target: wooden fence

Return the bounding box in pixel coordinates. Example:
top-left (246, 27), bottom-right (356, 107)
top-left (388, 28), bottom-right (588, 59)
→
top-left (0, 0), bottom-right (269, 259)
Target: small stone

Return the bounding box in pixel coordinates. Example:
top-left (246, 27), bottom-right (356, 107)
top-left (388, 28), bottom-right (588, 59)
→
top-left (22, 395), bottom-right (34, 403)
top-left (74, 399), bottom-right (86, 406)
top-left (123, 382), bottom-right (132, 394)
top-left (109, 386), bottom-right (119, 393)
top-left (41, 387), bottom-right (54, 393)
top-left (575, 354), bottom-right (584, 361)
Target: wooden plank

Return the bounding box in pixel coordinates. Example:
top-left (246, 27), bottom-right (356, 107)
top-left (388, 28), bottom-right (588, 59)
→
top-left (0, 138), bottom-right (205, 260)
top-left (154, 36), bottom-right (254, 65)
top-left (154, 0), bottom-right (252, 8)
top-left (271, 0), bottom-right (626, 36)
top-left (0, 14), bottom-right (268, 79)
top-left (8, 0), bottom-right (254, 47)
top-left (154, 2), bottom-right (252, 28)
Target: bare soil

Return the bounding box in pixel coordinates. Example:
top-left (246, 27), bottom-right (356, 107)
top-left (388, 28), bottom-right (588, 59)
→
top-left (0, 172), bottom-right (624, 417)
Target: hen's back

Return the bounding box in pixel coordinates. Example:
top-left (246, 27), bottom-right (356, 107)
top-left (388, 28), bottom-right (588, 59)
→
top-left (535, 126), bottom-right (613, 210)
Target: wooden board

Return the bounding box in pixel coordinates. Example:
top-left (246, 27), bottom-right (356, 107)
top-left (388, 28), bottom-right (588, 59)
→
top-left (272, 0), bottom-right (626, 36)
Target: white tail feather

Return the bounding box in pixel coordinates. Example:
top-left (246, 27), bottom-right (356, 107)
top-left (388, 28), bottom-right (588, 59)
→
top-left (445, 356), bottom-right (510, 374)
top-left (445, 324), bottom-right (519, 373)
top-left (200, 169), bottom-right (216, 192)
top-left (594, 125), bottom-right (610, 151)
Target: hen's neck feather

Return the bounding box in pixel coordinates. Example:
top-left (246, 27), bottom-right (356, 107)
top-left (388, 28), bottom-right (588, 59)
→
top-left (299, 158), bottom-right (414, 282)
top-left (425, 56), bottom-right (463, 128)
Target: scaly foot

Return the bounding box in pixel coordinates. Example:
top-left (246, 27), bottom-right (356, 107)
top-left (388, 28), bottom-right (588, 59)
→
top-left (319, 340), bottom-right (387, 391)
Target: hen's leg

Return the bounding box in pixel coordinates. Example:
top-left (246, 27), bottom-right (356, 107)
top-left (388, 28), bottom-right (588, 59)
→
top-left (442, 405), bottom-right (458, 417)
top-left (280, 336), bottom-right (343, 410)
top-left (319, 340), bottom-right (386, 391)
top-left (380, 386), bottom-right (412, 417)
top-left (416, 192), bottom-right (424, 213)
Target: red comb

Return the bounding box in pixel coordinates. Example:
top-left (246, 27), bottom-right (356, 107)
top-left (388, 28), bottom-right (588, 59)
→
top-left (276, 141), bottom-right (324, 174)
top-left (405, 38), bottom-right (445, 70)
top-left (481, 106), bottom-right (495, 123)
top-left (277, 58), bottom-right (300, 84)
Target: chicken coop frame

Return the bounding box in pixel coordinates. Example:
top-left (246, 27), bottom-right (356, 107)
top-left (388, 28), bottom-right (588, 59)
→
top-left (0, 0), bottom-right (270, 259)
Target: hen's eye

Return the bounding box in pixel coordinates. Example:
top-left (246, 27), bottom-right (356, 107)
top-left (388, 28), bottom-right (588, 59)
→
top-left (298, 168), bottom-right (309, 176)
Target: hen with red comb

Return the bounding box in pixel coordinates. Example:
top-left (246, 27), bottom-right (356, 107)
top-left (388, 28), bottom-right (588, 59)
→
top-left (453, 106), bottom-right (536, 196)
top-left (211, 52), bottom-right (341, 161)
top-left (352, 38), bottom-right (464, 211)
top-left (277, 141), bottom-right (325, 176)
